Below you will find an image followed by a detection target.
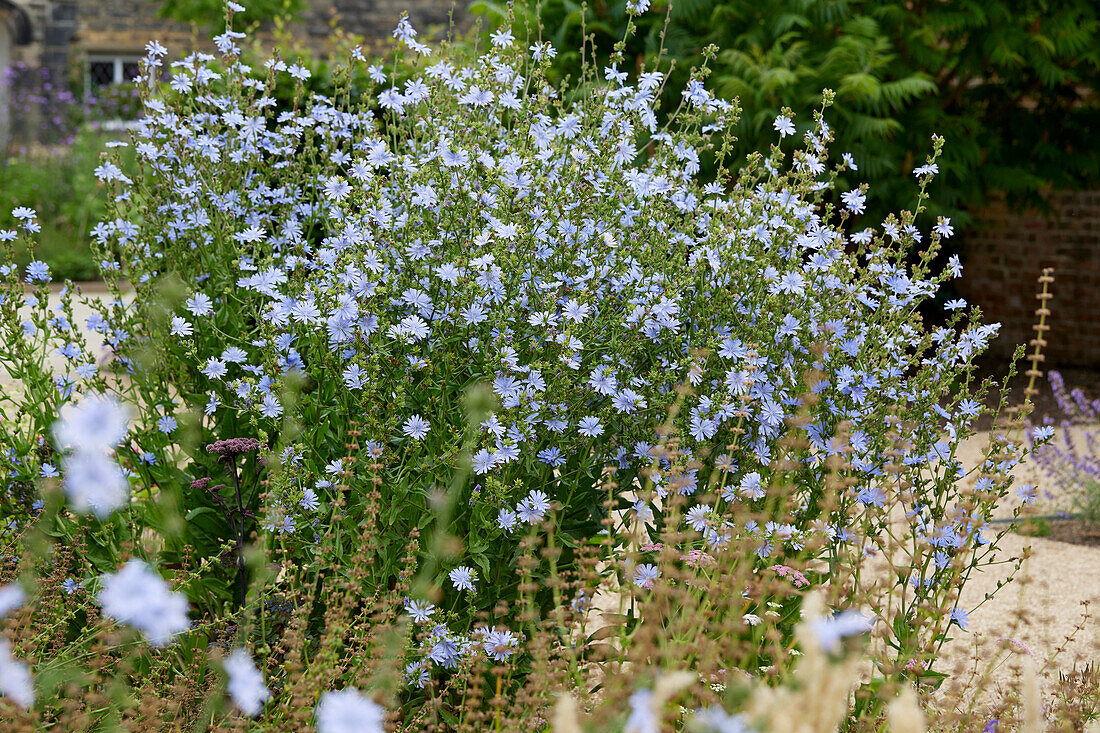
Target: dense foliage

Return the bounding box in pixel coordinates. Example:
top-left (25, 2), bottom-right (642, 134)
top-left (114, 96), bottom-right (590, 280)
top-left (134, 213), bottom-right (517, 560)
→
top-left (515, 0), bottom-right (1100, 226)
top-left (0, 6), bottom-right (1058, 730)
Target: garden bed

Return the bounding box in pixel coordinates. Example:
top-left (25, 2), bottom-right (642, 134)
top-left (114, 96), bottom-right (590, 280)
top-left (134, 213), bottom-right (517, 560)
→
top-left (2, 11), bottom-right (1097, 731)
top-left (1021, 518), bottom-right (1100, 547)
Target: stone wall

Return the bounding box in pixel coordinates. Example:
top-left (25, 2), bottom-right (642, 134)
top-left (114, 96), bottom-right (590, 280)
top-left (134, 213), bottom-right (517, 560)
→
top-left (73, 0), bottom-right (191, 53)
top-left (8, 0), bottom-right (459, 83)
top-left (958, 190), bottom-right (1100, 367)
top-left (8, 1), bottom-right (76, 85)
top-left (304, 0), bottom-right (456, 50)
top-left (72, 0), bottom-right (456, 56)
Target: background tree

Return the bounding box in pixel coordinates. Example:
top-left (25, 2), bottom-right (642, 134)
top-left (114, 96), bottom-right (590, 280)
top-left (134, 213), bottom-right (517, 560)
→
top-left (491, 0), bottom-right (1100, 227)
top-left (157, 0), bottom-right (305, 31)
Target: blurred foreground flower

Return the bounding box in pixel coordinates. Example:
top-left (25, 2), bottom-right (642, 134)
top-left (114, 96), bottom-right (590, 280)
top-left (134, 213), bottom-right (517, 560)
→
top-left (52, 393), bottom-right (131, 453)
top-left (97, 559), bottom-right (189, 646)
top-left (52, 393), bottom-right (132, 517)
top-left (224, 648), bottom-right (270, 716)
top-left (315, 688), bottom-right (385, 733)
top-left (0, 584), bottom-right (25, 618)
top-left (0, 640), bottom-right (33, 709)
top-left (810, 610), bottom-right (874, 653)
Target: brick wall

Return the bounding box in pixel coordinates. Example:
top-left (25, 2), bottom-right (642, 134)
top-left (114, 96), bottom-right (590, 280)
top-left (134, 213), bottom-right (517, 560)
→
top-left (958, 190), bottom-right (1100, 367)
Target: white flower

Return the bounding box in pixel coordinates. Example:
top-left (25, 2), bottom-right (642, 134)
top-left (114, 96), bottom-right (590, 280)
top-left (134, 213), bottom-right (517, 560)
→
top-left (0, 640), bottom-right (33, 709)
top-left (170, 316), bottom-right (193, 336)
top-left (0, 583), bottom-right (25, 618)
top-left (632, 564), bottom-right (661, 589)
top-left (516, 490), bottom-right (550, 523)
top-left (98, 559), bottom-right (189, 646)
top-left (403, 599), bottom-right (435, 623)
top-left (300, 487), bottom-right (319, 510)
top-left (840, 189), bottom-right (866, 214)
top-left (934, 217), bottom-right (954, 238)
top-left (185, 292), bottom-right (213, 317)
top-left (578, 416), bottom-right (603, 437)
top-left (224, 648), bottom-right (270, 716)
top-left (471, 449), bottom-right (497, 474)
top-left (315, 688), bottom-right (385, 733)
top-left (52, 394), bottom-right (131, 453)
top-left (482, 629), bottom-right (518, 661)
top-left (497, 508), bottom-right (517, 531)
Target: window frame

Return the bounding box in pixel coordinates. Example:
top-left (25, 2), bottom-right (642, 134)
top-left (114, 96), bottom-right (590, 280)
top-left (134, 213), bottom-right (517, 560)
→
top-left (84, 54), bottom-right (143, 93)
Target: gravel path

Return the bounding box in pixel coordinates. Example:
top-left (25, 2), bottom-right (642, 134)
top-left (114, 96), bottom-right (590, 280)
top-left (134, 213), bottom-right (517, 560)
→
top-left (1, 281), bottom-right (121, 389)
top-left (939, 430), bottom-right (1100, 712)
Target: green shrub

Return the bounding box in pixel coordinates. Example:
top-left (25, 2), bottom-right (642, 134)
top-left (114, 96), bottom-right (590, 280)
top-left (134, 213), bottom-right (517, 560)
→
top-left (513, 0), bottom-right (1100, 227)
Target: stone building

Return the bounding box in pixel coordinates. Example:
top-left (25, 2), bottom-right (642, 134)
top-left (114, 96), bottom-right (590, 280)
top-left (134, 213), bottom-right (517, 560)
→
top-left (0, 0), bottom-right (454, 143)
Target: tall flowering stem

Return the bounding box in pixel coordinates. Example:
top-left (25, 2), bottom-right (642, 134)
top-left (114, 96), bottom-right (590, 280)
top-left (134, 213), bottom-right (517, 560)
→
top-left (1024, 268), bottom-right (1055, 400)
top-left (206, 437), bottom-right (262, 608)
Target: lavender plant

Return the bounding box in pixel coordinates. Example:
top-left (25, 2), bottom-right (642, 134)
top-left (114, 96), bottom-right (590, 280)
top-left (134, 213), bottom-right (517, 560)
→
top-left (1030, 370), bottom-right (1100, 521)
top-left (0, 2), bottom-right (1053, 728)
top-left (1, 63), bottom-right (143, 151)
top-left (0, 63), bottom-right (82, 148)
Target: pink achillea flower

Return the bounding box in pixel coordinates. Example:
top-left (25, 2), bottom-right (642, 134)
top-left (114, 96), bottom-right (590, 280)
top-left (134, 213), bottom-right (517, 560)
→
top-left (207, 437), bottom-right (261, 457)
top-left (682, 550), bottom-right (717, 568)
top-left (997, 637), bottom-right (1033, 655)
top-left (638, 542), bottom-right (664, 552)
top-left (903, 657), bottom-right (929, 673)
top-left (769, 564), bottom-right (809, 587)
